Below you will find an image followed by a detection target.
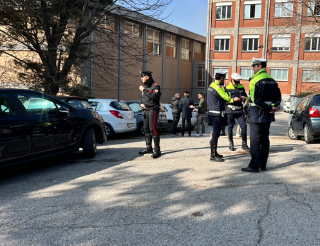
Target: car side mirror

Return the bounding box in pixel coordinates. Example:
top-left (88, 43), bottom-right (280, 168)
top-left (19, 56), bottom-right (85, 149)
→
top-left (58, 106), bottom-right (70, 117)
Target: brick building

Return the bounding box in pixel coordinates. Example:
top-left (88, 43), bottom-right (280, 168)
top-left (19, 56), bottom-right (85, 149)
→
top-left (205, 0), bottom-right (320, 98)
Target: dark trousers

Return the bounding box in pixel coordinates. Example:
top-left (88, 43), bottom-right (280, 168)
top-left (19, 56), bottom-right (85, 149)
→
top-left (172, 113), bottom-right (180, 134)
top-left (209, 116), bottom-right (224, 143)
top-left (143, 110), bottom-right (159, 137)
top-left (227, 113), bottom-right (247, 134)
top-left (249, 123), bottom-right (271, 170)
top-left (181, 118), bottom-right (191, 136)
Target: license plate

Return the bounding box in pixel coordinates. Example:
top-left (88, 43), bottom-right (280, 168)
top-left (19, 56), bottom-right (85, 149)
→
top-left (127, 123), bottom-right (134, 128)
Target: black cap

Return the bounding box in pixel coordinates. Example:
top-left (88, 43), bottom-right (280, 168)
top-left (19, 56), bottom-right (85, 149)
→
top-left (140, 70), bottom-right (153, 76)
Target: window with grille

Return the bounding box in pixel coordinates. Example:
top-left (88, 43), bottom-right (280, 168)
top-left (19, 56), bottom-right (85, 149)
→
top-left (147, 29), bottom-right (161, 55)
top-left (181, 38), bottom-right (190, 60)
top-left (216, 2), bottom-right (232, 20)
top-left (166, 34), bottom-right (176, 58)
top-left (242, 35), bottom-right (259, 51)
top-left (307, 0), bottom-right (320, 16)
top-left (244, 1), bottom-right (261, 18)
top-left (270, 69), bottom-right (288, 81)
top-left (274, 1), bottom-right (293, 17)
top-left (272, 34), bottom-right (291, 51)
top-left (214, 39), bottom-right (230, 51)
top-left (305, 36), bottom-right (320, 51)
top-left (240, 68), bottom-right (254, 79)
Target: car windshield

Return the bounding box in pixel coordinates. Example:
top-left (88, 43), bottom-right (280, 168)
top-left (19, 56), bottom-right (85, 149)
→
top-left (110, 101), bottom-right (130, 111)
top-left (89, 101), bottom-right (103, 111)
top-left (128, 103), bottom-right (142, 113)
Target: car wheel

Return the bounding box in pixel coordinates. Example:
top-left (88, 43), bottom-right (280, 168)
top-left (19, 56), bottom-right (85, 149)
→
top-left (82, 128), bottom-right (97, 158)
top-left (140, 123), bottom-right (145, 135)
top-left (104, 123), bottom-right (114, 139)
top-left (166, 121), bottom-right (174, 133)
top-left (304, 124), bottom-right (314, 144)
top-left (288, 126), bottom-right (299, 140)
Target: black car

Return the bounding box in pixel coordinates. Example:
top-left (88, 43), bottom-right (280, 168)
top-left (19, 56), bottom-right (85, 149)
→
top-left (54, 96), bottom-right (92, 109)
top-left (0, 89), bottom-right (107, 168)
top-left (289, 94), bottom-right (320, 143)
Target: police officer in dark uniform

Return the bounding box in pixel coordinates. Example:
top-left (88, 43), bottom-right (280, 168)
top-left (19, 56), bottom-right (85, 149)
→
top-left (225, 73), bottom-right (250, 152)
top-left (138, 70), bottom-right (162, 158)
top-left (242, 58), bottom-right (281, 173)
top-left (207, 71), bottom-right (240, 162)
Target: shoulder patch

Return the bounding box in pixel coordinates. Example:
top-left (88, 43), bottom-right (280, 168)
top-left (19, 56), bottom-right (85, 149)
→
top-left (154, 83), bottom-right (158, 85)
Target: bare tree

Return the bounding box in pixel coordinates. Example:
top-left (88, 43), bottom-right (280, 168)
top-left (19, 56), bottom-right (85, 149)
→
top-left (0, 0), bottom-right (172, 95)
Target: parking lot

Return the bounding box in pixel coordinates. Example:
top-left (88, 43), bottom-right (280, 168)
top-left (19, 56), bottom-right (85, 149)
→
top-left (1, 111), bottom-right (320, 245)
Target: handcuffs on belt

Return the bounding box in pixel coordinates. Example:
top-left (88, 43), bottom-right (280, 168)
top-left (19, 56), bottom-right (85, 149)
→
top-left (228, 105), bottom-right (243, 111)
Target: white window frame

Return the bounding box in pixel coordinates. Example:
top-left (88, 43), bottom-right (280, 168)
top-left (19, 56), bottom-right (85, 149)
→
top-left (216, 2), bottom-right (232, 20)
top-left (240, 67), bottom-right (254, 80)
top-left (272, 34), bottom-right (291, 51)
top-left (214, 35), bottom-right (230, 51)
top-left (270, 68), bottom-right (289, 81)
top-left (307, 0), bottom-right (320, 16)
top-left (302, 69), bottom-right (320, 82)
top-left (181, 38), bottom-right (190, 60)
top-left (305, 34), bottom-right (320, 51)
top-left (198, 65), bottom-right (206, 87)
top-left (213, 67), bottom-right (229, 79)
top-left (166, 34), bottom-right (177, 58)
top-left (244, 0), bottom-right (262, 19)
top-left (124, 21), bottom-right (141, 38)
top-left (195, 42), bottom-right (202, 53)
top-left (242, 35), bottom-right (259, 51)
top-left (147, 28), bottom-right (161, 55)
top-left (274, 0), bottom-right (293, 17)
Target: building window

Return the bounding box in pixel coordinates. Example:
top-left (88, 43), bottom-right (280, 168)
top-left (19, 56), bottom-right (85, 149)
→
top-left (244, 1), bottom-right (261, 18)
top-left (242, 35), bottom-right (259, 51)
top-left (272, 34), bottom-right (291, 51)
top-left (198, 65), bottom-right (205, 87)
top-left (147, 29), bottom-right (161, 55)
top-left (274, 1), bottom-right (293, 17)
top-left (270, 69), bottom-right (288, 81)
top-left (166, 34), bottom-right (176, 58)
top-left (181, 38), bottom-right (190, 60)
top-left (216, 2), bottom-right (232, 20)
top-left (305, 35), bottom-right (320, 51)
top-left (214, 35), bottom-right (230, 51)
top-left (195, 42), bottom-right (202, 53)
top-left (302, 70), bottom-right (320, 82)
top-left (213, 67), bottom-right (229, 79)
top-left (104, 15), bottom-right (115, 31)
top-left (124, 21), bottom-right (140, 38)
top-left (240, 67), bottom-right (254, 79)
top-left (307, 0), bottom-right (320, 16)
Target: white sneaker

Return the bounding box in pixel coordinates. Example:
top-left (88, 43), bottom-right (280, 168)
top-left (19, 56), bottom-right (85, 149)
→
top-left (193, 134), bottom-right (200, 137)
top-left (201, 134), bottom-right (205, 136)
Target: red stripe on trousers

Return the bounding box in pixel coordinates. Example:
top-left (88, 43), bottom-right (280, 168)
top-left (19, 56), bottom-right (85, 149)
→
top-left (153, 111), bottom-right (158, 136)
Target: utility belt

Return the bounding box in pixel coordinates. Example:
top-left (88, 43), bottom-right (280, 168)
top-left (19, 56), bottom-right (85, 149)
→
top-left (209, 110), bottom-right (225, 117)
top-left (250, 101), bottom-right (272, 107)
top-left (227, 105), bottom-right (243, 111)
top-left (144, 105), bottom-right (159, 111)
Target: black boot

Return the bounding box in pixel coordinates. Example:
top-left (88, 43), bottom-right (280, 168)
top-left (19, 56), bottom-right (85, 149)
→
top-left (210, 142), bottom-right (224, 162)
top-left (221, 126), bottom-right (226, 136)
top-left (139, 134), bottom-right (153, 154)
top-left (152, 135), bottom-right (161, 158)
top-left (241, 133), bottom-right (250, 152)
top-left (216, 139), bottom-right (223, 158)
top-left (228, 132), bottom-right (235, 151)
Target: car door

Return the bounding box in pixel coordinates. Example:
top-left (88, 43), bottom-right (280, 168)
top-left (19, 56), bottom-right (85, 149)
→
top-left (292, 98), bottom-right (309, 134)
top-left (13, 92), bottom-right (75, 153)
top-left (0, 93), bottom-right (32, 165)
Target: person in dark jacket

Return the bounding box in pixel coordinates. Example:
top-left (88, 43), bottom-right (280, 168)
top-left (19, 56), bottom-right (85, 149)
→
top-left (190, 93), bottom-right (207, 136)
top-left (170, 93), bottom-right (180, 137)
top-left (225, 73), bottom-right (250, 152)
top-left (241, 58), bottom-right (281, 173)
top-left (179, 91), bottom-right (194, 137)
top-left (138, 70), bottom-right (162, 158)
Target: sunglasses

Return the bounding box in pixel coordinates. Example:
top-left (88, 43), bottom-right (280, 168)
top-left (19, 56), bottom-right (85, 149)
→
top-left (141, 74), bottom-right (148, 78)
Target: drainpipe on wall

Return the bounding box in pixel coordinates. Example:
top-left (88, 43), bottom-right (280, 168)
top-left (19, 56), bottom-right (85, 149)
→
top-left (204, 0), bottom-right (212, 94)
top-left (263, 0), bottom-right (271, 59)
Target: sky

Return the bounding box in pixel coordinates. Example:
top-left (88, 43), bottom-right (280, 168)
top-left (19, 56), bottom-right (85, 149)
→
top-left (161, 0), bottom-right (208, 37)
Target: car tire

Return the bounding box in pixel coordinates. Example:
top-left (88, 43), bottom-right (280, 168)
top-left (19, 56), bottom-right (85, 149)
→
top-left (166, 121), bottom-right (174, 133)
top-left (288, 126), bottom-right (299, 140)
top-left (82, 128), bottom-right (97, 158)
top-left (140, 123), bottom-right (145, 135)
top-left (304, 124), bottom-right (314, 144)
top-left (104, 123), bottom-right (114, 139)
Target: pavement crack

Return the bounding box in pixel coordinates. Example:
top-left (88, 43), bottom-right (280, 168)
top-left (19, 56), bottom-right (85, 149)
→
top-left (284, 184), bottom-right (314, 213)
top-left (257, 196), bottom-right (271, 246)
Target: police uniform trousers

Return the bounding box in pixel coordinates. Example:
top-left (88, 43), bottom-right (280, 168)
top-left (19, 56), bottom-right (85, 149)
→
top-left (249, 123), bottom-right (271, 170)
top-left (143, 109), bottom-right (159, 137)
top-left (209, 116), bottom-right (224, 143)
top-left (227, 113), bottom-right (247, 134)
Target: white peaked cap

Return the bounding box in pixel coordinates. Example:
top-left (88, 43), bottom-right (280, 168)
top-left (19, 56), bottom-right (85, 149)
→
top-left (252, 57), bottom-right (268, 66)
top-left (231, 73), bottom-right (242, 80)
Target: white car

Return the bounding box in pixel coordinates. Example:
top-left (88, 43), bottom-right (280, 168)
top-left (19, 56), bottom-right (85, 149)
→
top-left (88, 99), bottom-right (136, 138)
top-left (162, 103), bottom-right (197, 133)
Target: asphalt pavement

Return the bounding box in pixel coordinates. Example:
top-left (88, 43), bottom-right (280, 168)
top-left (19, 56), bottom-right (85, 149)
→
top-left (1, 111), bottom-right (320, 246)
